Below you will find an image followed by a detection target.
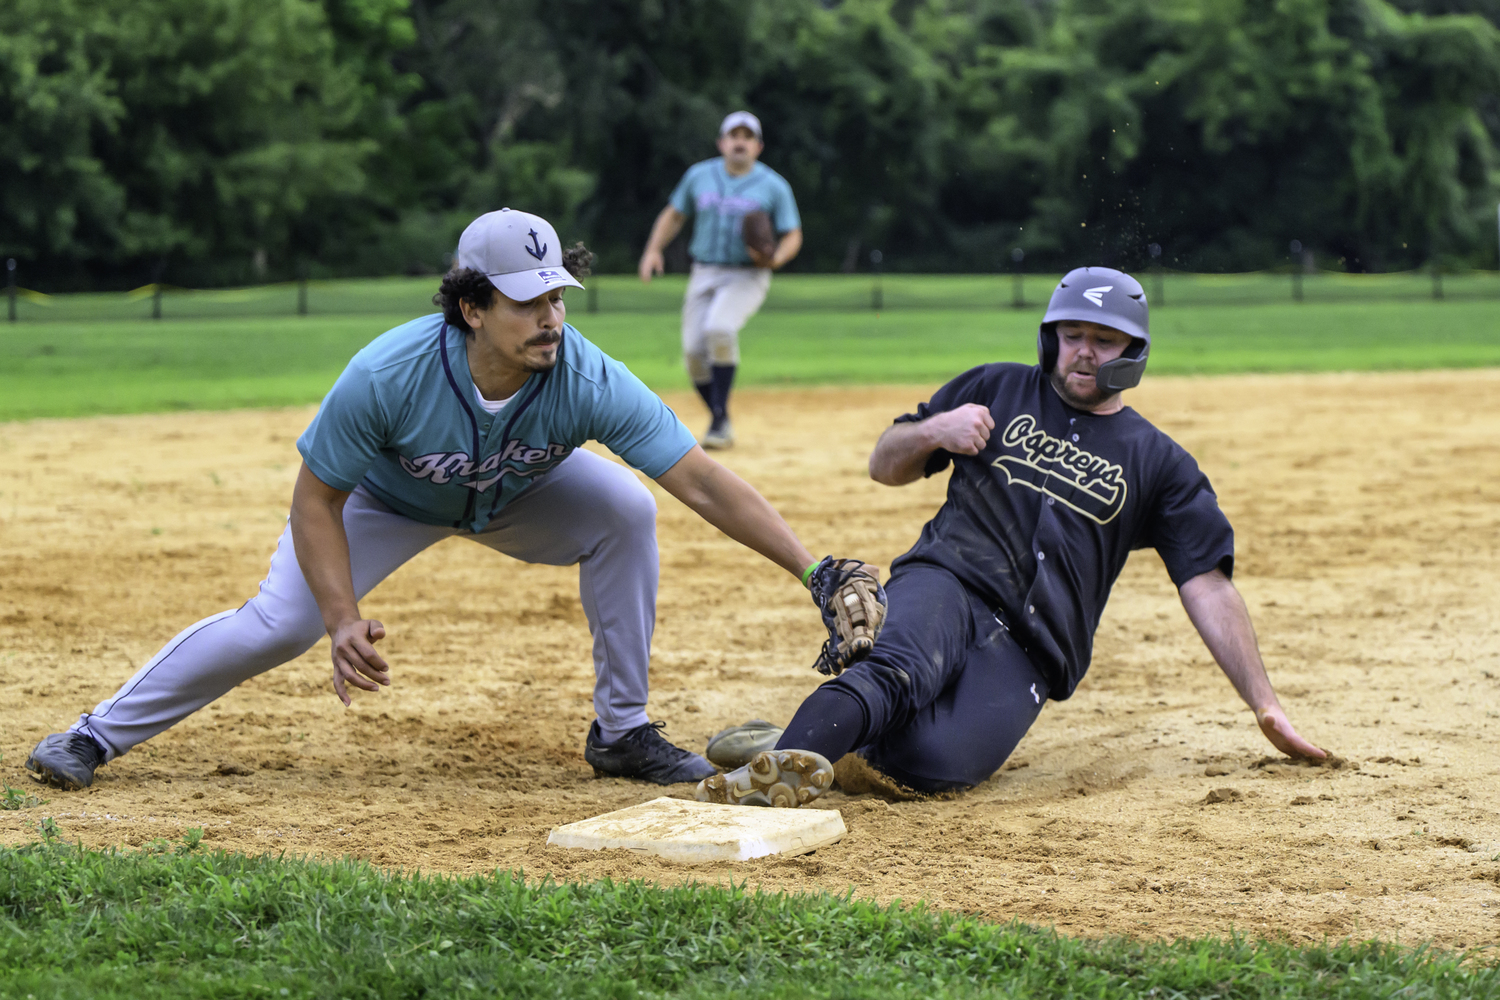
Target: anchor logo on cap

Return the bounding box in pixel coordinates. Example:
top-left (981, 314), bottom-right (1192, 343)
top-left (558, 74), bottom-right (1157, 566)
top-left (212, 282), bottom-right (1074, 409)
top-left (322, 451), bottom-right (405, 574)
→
top-left (525, 229), bottom-right (548, 261)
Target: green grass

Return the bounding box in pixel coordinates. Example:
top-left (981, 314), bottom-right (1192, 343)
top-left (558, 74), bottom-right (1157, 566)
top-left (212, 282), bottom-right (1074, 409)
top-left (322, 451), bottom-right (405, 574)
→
top-left (1, 838), bottom-right (1492, 999)
top-left (0, 757), bottom-right (48, 813)
top-left (2, 297), bottom-right (1498, 421)
top-left (0, 315), bottom-right (400, 420)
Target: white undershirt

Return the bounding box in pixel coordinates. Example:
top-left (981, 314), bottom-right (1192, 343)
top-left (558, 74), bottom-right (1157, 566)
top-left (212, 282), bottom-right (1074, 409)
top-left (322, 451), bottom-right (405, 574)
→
top-left (473, 382), bottom-right (515, 415)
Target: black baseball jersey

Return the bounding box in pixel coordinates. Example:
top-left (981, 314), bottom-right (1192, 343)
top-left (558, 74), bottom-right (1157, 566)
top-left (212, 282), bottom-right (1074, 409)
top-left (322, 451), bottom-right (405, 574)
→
top-left (888, 362), bottom-right (1234, 699)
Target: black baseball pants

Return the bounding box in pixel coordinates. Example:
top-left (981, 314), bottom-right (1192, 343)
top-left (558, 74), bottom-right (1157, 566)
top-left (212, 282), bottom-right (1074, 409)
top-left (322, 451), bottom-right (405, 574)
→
top-left (777, 563), bottom-right (1050, 793)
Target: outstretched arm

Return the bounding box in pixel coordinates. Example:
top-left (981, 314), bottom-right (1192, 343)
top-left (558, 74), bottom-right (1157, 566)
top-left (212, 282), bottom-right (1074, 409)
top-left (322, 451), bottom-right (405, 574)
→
top-left (868, 403), bottom-right (995, 486)
top-left (289, 463), bottom-right (389, 706)
top-left (638, 206), bottom-right (686, 283)
top-left (1178, 568), bottom-right (1324, 759)
top-left (654, 445), bottom-right (815, 579)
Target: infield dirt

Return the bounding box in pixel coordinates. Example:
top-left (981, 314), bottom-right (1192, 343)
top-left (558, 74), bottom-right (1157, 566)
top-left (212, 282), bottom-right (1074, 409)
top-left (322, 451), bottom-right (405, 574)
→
top-left (3, 373), bottom-right (1499, 949)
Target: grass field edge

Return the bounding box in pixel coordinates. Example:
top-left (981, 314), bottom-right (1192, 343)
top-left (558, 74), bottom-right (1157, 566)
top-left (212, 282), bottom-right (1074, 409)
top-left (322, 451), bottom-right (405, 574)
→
top-left (1, 836), bottom-right (1496, 994)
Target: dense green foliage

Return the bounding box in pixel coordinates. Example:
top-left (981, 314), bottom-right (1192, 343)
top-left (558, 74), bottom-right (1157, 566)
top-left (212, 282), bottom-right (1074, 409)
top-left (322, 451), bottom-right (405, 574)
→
top-left (3, 0), bottom-right (1499, 289)
top-left (0, 838), bottom-right (1493, 998)
top-left (0, 0), bottom-right (414, 289)
top-left (3, 277), bottom-right (1498, 421)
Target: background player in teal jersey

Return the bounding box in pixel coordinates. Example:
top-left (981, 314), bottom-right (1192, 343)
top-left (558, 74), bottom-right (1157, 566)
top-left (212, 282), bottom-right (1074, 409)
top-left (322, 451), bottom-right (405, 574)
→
top-left (25, 208), bottom-right (868, 794)
top-left (637, 111), bottom-right (802, 448)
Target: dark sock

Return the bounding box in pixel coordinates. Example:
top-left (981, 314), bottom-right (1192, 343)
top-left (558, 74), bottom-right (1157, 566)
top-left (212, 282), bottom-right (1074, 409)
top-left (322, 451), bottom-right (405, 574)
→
top-left (775, 686), bottom-right (867, 761)
top-left (708, 364), bottom-right (736, 426)
top-left (694, 380), bottom-right (714, 414)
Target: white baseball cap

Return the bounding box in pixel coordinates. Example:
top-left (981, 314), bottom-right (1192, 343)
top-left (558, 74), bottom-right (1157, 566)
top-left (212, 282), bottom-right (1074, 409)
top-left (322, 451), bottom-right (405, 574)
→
top-left (719, 111), bottom-right (763, 139)
top-left (455, 208), bottom-right (584, 302)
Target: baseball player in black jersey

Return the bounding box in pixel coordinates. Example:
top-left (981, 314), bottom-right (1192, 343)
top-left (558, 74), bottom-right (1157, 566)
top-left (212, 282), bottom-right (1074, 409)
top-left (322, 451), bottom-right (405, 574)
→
top-left (697, 267), bottom-right (1324, 808)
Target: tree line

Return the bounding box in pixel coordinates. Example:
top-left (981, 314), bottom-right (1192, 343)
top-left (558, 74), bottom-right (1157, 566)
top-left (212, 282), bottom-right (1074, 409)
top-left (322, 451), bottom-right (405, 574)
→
top-left (3, 0), bottom-right (1498, 289)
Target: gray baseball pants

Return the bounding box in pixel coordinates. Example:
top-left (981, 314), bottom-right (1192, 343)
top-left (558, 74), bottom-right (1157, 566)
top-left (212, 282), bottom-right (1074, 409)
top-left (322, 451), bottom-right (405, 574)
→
top-left (71, 449), bottom-right (659, 760)
top-left (681, 262), bottom-right (771, 384)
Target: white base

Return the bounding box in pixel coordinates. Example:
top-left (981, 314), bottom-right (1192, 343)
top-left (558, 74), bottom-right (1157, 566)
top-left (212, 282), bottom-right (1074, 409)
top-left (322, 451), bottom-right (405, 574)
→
top-left (547, 796), bottom-right (846, 863)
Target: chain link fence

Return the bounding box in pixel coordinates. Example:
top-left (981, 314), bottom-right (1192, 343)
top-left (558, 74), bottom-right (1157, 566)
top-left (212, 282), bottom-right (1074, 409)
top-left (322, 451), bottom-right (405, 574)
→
top-left (4, 268), bottom-right (1498, 323)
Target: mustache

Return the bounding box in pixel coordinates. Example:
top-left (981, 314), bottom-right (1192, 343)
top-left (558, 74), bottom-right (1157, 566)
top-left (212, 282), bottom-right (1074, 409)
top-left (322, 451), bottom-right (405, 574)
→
top-left (526, 331), bottom-right (561, 348)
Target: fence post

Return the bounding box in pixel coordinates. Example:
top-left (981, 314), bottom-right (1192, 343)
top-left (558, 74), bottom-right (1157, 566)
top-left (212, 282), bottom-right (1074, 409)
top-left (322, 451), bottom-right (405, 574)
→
top-left (1148, 243), bottom-right (1164, 307)
top-left (297, 261), bottom-right (309, 316)
top-left (151, 260), bottom-right (165, 319)
top-left (587, 283), bottom-right (598, 313)
top-left (870, 249), bottom-right (883, 310)
top-left (1431, 260), bottom-right (1443, 301)
top-left (1010, 247), bottom-right (1025, 308)
top-left (1289, 240), bottom-right (1304, 303)
top-left (6, 259), bottom-right (15, 322)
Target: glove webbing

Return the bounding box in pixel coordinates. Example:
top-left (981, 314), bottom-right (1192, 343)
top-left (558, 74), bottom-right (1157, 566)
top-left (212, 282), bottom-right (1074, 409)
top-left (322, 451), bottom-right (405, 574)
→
top-left (811, 557), bottom-right (874, 676)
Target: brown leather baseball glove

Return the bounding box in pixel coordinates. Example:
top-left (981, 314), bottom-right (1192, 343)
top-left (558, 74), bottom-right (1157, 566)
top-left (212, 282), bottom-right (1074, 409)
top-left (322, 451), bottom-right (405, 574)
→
top-left (742, 210), bottom-right (776, 267)
top-left (808, 557), bottom-right (887, 675)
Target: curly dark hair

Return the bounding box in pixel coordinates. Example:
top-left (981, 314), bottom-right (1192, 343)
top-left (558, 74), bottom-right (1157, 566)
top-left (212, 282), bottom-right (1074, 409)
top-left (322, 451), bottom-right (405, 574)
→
top-left (562, 241), bottom-right (595, 279)
top-left (433, 240), bottom-right (595, 330)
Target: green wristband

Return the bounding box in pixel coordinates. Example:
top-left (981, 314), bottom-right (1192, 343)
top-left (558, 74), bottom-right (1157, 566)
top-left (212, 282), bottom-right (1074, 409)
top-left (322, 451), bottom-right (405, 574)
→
top-left (800, 561), bottom-right (820, 589)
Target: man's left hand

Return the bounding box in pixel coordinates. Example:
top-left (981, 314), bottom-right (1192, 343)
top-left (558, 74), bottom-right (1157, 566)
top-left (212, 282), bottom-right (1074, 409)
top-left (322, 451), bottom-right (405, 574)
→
top-left (1255, 705), bottom-right (1325, 759)
top-left (808, 557), bottom-right (887, 675)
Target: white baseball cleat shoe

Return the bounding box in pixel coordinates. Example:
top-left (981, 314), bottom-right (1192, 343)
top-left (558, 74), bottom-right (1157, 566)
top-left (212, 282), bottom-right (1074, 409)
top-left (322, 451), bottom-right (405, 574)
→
top-left (701, 419), bottom-right (734, 450)
top-left (695, 748), bottom-right (834, 808)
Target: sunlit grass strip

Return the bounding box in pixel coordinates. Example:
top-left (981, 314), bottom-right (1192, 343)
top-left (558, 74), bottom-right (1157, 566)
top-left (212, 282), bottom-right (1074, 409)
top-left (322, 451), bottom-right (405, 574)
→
top-left (0, 838), bottom-right (1492, 999)
top-left (3, 299), bottom-right (1499, 422)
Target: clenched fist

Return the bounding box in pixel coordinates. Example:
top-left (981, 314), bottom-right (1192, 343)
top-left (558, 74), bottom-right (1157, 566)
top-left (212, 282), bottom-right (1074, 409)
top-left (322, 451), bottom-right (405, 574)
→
top-left (926, 403), bottom-right (995, 456)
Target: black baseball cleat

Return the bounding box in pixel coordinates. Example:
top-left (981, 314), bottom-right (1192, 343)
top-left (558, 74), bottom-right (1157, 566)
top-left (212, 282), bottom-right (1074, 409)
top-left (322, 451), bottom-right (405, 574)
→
top-left (26, 732), bottom-right (107, 790)
top-left (584, 720), bottom-right (717, 784)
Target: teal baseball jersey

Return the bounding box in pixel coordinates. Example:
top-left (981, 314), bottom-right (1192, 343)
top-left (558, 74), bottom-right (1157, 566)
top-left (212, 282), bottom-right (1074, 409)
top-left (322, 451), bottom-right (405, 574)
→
top-left (669, 159), bottom-right (800, 266)
top-left (298, 315), bottom-right (696, 532)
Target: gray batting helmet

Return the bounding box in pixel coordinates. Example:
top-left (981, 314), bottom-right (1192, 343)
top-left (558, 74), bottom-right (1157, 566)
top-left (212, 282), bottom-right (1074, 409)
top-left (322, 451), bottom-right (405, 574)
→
top-left (1036, 267), bottom-right (1150, 392)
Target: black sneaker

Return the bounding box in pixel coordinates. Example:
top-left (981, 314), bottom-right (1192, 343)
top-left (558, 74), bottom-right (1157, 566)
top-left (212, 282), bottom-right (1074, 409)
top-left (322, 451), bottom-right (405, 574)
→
top-left (26, 732), bottom-right (107, 790)
top-left (584, 721), bottom-right (717, 784)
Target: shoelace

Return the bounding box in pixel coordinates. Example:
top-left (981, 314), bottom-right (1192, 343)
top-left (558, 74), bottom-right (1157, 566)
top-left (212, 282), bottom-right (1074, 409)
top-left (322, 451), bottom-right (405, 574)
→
top-left (628, 720), bottom-right (670, 743)
top-left (619, 721), bottom-right (700, 767)
top-left (66, 733), bottom-right (104, 762)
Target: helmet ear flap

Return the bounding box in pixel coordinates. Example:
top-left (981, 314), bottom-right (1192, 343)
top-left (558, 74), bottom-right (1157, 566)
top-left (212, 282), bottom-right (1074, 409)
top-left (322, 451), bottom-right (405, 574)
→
top-left (1037, 323), bottom-right (1059, 374)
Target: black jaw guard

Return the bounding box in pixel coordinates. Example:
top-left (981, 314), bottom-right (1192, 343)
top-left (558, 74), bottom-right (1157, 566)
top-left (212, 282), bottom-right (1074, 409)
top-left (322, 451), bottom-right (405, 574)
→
top-left (1037, 323), bottom-right (1150, 392)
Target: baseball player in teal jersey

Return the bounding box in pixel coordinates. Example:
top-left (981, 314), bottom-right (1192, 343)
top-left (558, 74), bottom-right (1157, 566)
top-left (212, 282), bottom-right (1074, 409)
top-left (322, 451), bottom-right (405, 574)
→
top-left (638, 111), bottom-right (802, 449)
top-left (25, 208), bottom-right (872, 793)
